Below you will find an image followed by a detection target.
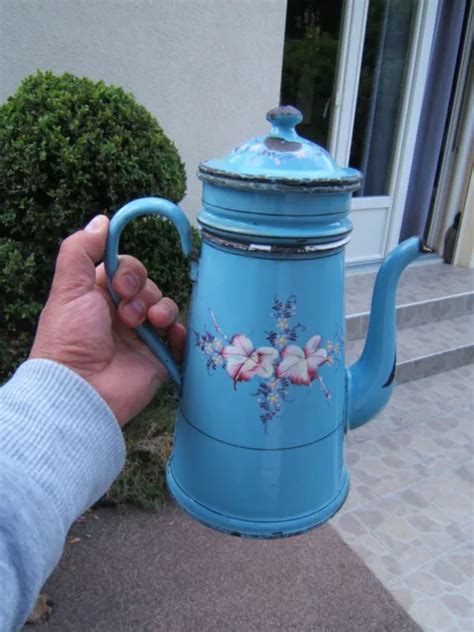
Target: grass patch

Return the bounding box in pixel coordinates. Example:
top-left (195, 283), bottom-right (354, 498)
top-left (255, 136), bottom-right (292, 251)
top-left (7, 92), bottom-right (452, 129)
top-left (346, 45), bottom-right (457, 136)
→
top-left (102, 383), bottom-right (178, 510)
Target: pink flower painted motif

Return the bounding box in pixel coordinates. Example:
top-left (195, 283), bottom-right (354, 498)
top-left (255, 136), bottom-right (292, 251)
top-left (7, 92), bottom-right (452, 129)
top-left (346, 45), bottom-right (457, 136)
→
top-left (276, 335), bottom-right (331, 398)
top-left (193, 297), bottom-right (342, 425)
top-left (221, 335), bottom-right (278, 390)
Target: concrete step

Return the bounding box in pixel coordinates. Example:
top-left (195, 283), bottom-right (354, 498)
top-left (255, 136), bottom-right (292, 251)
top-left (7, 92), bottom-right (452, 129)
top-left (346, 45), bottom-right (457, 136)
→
top-left (346, 291), bottom-right (474, 342)
top-left (346, 312), bottom-right (474, 384)
top-left (344, 262), bottom-right (474, 383)
top-left (345, 261), bottom-right (474, 341)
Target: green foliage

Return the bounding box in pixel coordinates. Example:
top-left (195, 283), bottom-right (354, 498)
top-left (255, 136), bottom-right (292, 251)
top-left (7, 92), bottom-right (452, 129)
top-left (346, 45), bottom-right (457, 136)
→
top-left (103, 384), bottom-right (178, 509)
top-left (0, 70), bottom-right (195, 381)
top-left (0, 239), bottom-right (42, 376)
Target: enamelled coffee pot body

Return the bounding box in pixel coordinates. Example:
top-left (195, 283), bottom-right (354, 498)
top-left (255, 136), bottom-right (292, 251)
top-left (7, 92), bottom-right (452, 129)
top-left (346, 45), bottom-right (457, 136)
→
top-left (105, 106), bottom-right (426, 537)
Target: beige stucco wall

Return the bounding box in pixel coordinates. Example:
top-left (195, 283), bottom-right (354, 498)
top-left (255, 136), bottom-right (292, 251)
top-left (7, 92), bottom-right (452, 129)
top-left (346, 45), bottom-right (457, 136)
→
top-left (0, 0), bottom-right (287, 220)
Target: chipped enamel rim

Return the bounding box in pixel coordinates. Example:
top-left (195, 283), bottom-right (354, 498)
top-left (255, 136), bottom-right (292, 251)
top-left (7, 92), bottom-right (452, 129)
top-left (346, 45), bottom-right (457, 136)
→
top-left (201, 231), bottom-right (351, 254)
top-left (198, 164), bottom-right (362, 193)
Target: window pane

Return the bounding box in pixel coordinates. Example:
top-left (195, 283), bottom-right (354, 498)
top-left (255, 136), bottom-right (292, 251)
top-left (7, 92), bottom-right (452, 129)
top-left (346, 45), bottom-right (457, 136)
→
top-left (280, 0), bottom-right (343, 148)
top-left (350, 0), bottom-right (415, 196)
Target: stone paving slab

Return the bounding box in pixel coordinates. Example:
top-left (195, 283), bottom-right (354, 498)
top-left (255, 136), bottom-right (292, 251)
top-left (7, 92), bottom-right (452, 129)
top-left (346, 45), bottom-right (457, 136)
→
top-left (42, 505), bottom-right (420, 632)
top-left (333, 365), bottom-right (474, 632)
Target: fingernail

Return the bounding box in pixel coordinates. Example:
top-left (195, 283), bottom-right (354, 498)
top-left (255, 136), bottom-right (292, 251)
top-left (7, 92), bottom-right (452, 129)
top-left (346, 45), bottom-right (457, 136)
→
top-left (125, 299), bottom-right (145, 318)
top-left (121, 272), bottom-right (139, 294)
top-left (85, 215), bottom-right (106, 233)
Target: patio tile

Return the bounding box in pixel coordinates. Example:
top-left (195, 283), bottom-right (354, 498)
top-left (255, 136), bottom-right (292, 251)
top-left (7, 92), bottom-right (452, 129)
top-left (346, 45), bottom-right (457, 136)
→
top-left (447, 542), bottom-right (474, 577)
top-left (389, 543), bottom-right (474, 631)
top-left (332, 365), bottom-right (474, 632)
top-left (339, 470), bottom-right (374, 512)
top-left (409, 597), bottom-right (458, 631)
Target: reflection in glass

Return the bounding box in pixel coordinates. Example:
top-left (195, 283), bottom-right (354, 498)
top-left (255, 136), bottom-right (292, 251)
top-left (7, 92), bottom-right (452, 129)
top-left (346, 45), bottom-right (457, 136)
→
top-left (350, 0), bottom-right (415, 196)
top-left (280, 0), bottom-right (343, 149)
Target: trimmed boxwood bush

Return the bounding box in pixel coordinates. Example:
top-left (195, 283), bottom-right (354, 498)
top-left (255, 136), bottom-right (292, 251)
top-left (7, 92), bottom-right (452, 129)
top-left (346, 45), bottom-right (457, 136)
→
top-left (0, 70), bottom-right (195, 381)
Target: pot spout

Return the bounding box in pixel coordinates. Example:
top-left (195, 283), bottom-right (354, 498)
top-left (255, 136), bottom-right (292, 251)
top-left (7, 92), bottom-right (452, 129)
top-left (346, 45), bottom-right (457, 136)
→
top-left (346, 237), bottom-right (431, 430)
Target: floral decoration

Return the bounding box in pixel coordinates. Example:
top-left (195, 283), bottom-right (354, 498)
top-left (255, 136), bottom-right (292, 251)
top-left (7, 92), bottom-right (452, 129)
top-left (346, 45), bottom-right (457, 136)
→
top-left (193, 295), bottom-right (342, 426)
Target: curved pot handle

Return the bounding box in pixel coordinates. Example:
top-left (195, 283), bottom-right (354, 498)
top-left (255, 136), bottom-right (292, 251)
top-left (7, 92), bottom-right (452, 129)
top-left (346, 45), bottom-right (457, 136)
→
top-left (104, 197), bottom-right (193, 387)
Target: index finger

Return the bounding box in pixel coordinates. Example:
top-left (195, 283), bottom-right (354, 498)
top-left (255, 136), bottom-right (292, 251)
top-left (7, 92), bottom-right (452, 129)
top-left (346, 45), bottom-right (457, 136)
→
top-left (95, 255), bottom-right (149, 299)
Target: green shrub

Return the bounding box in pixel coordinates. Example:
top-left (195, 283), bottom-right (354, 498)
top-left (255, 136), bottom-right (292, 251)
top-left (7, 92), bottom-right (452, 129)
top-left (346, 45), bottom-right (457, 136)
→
top-left (0, 70), bottom-right (195, 381)
top-left (103, 383), bottom-right (177, 509)
top-left (0, 239), bottom-right (42, 375)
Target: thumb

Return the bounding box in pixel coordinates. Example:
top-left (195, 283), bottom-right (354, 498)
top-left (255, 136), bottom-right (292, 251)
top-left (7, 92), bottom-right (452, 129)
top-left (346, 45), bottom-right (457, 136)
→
top-left (51, 215), bottom-right (110, 300)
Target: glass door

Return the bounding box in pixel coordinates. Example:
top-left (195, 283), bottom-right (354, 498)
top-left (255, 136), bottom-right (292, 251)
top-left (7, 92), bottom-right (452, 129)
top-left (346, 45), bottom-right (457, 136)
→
top-left (280, 0), bottom-right (439, 265)
top-left (280, 0), bottom-right (344, 149)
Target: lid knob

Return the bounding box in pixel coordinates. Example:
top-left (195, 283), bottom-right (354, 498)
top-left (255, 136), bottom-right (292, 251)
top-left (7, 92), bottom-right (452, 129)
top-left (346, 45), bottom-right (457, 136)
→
top-left (266, 105), bottom-right (303, 141)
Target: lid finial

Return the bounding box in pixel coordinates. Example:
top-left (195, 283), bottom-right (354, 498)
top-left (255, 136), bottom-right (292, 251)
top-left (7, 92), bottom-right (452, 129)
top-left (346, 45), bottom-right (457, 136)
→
top-left (266, 106), bottom-right (303, 141)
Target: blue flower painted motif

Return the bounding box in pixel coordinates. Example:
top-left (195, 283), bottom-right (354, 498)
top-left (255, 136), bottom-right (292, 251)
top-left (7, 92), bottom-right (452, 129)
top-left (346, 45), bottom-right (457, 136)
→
top-left (194, 296), bottom-right (342, 426)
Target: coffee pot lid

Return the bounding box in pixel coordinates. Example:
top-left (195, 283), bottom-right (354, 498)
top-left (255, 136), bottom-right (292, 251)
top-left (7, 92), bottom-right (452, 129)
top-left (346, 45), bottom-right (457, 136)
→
top-left (198, 106), bottom-right (362, 192)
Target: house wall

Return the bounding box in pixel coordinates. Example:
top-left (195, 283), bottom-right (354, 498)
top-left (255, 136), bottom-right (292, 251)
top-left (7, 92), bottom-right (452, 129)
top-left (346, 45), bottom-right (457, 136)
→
top-left (0, 0), bottom-right (287, 220)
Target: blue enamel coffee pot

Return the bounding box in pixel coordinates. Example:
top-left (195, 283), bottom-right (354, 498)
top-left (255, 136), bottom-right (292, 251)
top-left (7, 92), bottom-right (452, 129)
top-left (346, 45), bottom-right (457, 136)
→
top-left (105, 106), bottom-right (426, 537)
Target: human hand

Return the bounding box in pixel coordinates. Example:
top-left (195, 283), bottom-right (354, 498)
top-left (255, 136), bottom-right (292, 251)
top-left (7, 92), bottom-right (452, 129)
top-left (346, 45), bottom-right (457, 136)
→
top-left (30, 215), bottom-right (186, 425)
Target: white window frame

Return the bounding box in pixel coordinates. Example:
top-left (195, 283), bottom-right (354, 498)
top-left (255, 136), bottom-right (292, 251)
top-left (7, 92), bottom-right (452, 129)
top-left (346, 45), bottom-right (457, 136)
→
top-left (329, 0), bottom-right (439, 265)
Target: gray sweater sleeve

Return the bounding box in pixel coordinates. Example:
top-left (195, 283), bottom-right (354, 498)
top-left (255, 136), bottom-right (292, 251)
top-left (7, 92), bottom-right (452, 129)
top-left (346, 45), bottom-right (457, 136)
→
top-left (0, 359), bottom-right (126, 631)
